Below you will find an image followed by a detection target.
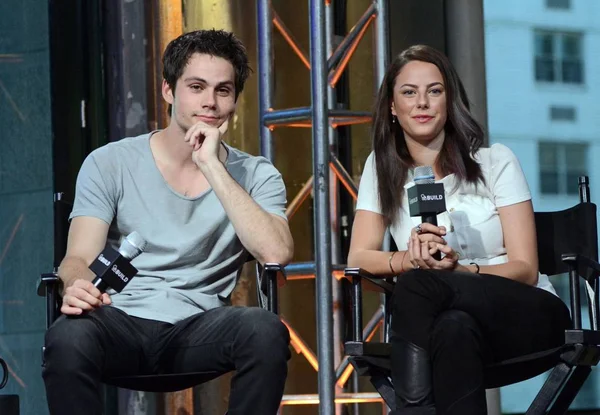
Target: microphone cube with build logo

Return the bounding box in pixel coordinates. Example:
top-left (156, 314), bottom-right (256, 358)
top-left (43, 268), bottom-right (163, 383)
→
top-left (408, 183), bottom-right (447, 218)
top-left (89, 247), bottom-right (138, 292)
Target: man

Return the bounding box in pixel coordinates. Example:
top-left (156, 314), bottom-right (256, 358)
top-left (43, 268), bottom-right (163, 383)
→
top-left (42, 29), bottom-right (294, 415)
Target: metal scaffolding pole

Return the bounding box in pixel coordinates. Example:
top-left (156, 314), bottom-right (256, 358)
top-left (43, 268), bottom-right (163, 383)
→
top-left (257, 0), bottom-right (274, 162)
top-left (257, 1), bottom-right (390, 412)
top-left (309, 1), bottom-right (335, 412)
top-left (374, 0), bottom-right (390, 351)
top-left (324, 1), bottom-right (344, 412)
top-left (374, 0), bottom-right (389, 85)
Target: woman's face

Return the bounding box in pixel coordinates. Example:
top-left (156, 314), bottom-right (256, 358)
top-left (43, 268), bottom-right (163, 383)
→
top-left (391, 60), bottom-right (447, 145)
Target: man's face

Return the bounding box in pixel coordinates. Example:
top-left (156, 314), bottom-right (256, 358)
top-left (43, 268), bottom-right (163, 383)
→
top-left (163, 53), bottom-right (236, 132)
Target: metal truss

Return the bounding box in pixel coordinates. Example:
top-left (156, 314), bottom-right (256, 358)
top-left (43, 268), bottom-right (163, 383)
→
top-left (257, 1), bottom-right (389, 413)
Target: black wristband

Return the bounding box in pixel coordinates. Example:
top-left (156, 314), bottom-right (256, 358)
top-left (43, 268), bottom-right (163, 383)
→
top-left (470, 262), bottom-right (480, 274)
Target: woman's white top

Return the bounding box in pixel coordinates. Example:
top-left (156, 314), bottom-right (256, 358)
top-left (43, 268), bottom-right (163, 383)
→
top-left (356, 143), bottom-right (556, 295)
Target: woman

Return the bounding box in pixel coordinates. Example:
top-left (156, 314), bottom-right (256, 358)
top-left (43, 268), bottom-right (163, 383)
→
top-left (348, 45), bottom-right (571, 415)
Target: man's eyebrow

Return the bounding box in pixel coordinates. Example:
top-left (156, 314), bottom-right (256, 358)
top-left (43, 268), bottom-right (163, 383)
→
top-left (184, 77), bottom-right (234, 88)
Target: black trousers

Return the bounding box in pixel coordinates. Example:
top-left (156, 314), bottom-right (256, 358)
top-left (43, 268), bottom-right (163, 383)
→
top-left (391, 269), bottom-right (572, 415)
top-left (42, 305), bottom-right (291, 415)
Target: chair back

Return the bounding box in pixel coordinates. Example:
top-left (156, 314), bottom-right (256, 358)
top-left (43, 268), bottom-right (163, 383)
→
top-left (535, 177), bottom-right (598, 277)
top-left (52, 193), bottom-right (72, 270)
top-left (535, 203), bottom-right (598, 276)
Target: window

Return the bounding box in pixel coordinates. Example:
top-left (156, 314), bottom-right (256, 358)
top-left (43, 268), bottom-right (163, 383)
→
top-left (535, 31), bottom-right (583, 84)
top-left (539, 142), bottom-right (588, 195)
top-left (546, 0), bottom-right (571, 9)
top-left (549, 105), bottom-right (576, 121)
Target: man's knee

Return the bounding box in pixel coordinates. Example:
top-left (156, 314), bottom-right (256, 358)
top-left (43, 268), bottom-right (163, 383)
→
top-left (236, 308), bottom-right (290, 359)
top-left (46, 314), bottom-right (99, 348)
top-left (44, 313), bottom-right (104, 372)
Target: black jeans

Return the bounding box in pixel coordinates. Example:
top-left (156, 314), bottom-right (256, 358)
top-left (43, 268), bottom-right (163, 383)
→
top-left (391, 269), bottom-right (572, 415)
top-left (42, 305), bottom-right (291, 415)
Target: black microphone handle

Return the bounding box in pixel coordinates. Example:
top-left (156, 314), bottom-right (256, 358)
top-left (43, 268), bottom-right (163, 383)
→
top-left (92, 276), bottom-right (110, 293)
top-left (421, 214), bottom-right (442, 261)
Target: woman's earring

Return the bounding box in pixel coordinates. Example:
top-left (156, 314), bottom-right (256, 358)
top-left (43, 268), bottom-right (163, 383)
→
top-left (392, 116), bottom-right (396, 124)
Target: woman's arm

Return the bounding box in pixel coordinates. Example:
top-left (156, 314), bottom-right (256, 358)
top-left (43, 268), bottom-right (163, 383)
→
top-left (456, 200), bottom-right (539, 285)
top-left (347, 210), bottom-right (409, 275)
top-left (348, 210), bottom-right (446, 275)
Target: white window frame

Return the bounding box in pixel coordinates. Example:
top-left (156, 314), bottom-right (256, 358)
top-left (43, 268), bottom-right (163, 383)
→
top-left (534, 30), bottom-right (583, 84)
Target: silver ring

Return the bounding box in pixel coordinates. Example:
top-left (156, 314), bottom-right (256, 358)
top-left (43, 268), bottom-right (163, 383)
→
top-left (415, 224), bottom-right (422, 234)
top-left (414, 265), bottom-right (421, 270)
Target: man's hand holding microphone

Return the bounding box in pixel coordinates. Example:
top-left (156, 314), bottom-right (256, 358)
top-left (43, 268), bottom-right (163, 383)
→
top-left (61, 232), bottom-right (147, 315)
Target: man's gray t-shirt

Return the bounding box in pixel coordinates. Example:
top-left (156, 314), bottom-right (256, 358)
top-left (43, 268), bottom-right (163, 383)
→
top-left (70, 132), bottom-right (287, 324)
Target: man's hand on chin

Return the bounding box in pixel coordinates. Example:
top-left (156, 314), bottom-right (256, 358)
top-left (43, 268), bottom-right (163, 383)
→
top-left (184, 119), bottom-right (229, 169)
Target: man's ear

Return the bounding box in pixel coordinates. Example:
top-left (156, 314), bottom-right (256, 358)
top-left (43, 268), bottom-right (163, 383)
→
top-left (162, 79), bottom-right (174, 104)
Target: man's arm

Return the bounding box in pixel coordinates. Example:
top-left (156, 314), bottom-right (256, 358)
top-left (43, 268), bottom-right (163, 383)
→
top-left (185, 120), bottom-right (293, 265)
top-left (201, 161), bottom-right (293, 265)
top-left (58, 216), bottom-right (112, 315)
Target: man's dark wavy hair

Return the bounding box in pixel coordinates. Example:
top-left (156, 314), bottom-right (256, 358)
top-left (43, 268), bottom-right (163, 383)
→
top-left (162, 29), bottom-right (251, 102)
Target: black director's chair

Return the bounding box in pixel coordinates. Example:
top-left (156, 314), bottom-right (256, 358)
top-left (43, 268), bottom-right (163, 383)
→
top-left (345, 176), bottom-right (600, 414)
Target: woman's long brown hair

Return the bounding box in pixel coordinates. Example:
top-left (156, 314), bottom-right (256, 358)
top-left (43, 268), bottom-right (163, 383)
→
top-left (372, 45), bottom-right (485, 225)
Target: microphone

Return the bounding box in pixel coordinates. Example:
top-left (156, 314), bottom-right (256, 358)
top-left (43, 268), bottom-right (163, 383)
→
top-left (407, 166), bottom-right (447, 261)
top-left (89, 232), bottom-right (147, 293)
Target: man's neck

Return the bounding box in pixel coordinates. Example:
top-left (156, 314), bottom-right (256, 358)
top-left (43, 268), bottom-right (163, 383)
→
top-left (153, 124), bottom-right (193, 168)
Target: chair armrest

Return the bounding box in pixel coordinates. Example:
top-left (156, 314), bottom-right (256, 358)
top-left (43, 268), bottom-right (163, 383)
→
top-left (260, 263), bottom-right (287, 290)
top-left (562, 253), bottom-right (600, 331)
top-left (38, 273), bottom-right (62, 328)
top-left (562, 253), bottom-right (600, 283)
top-left (344, 268), bottom-right (395, 294)
top-left (344, 268), bottom-right (395, 342)
top-left (37, 273), bottom-right (60, 297)
top-left (256, 263), bottom-right (286, 315)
